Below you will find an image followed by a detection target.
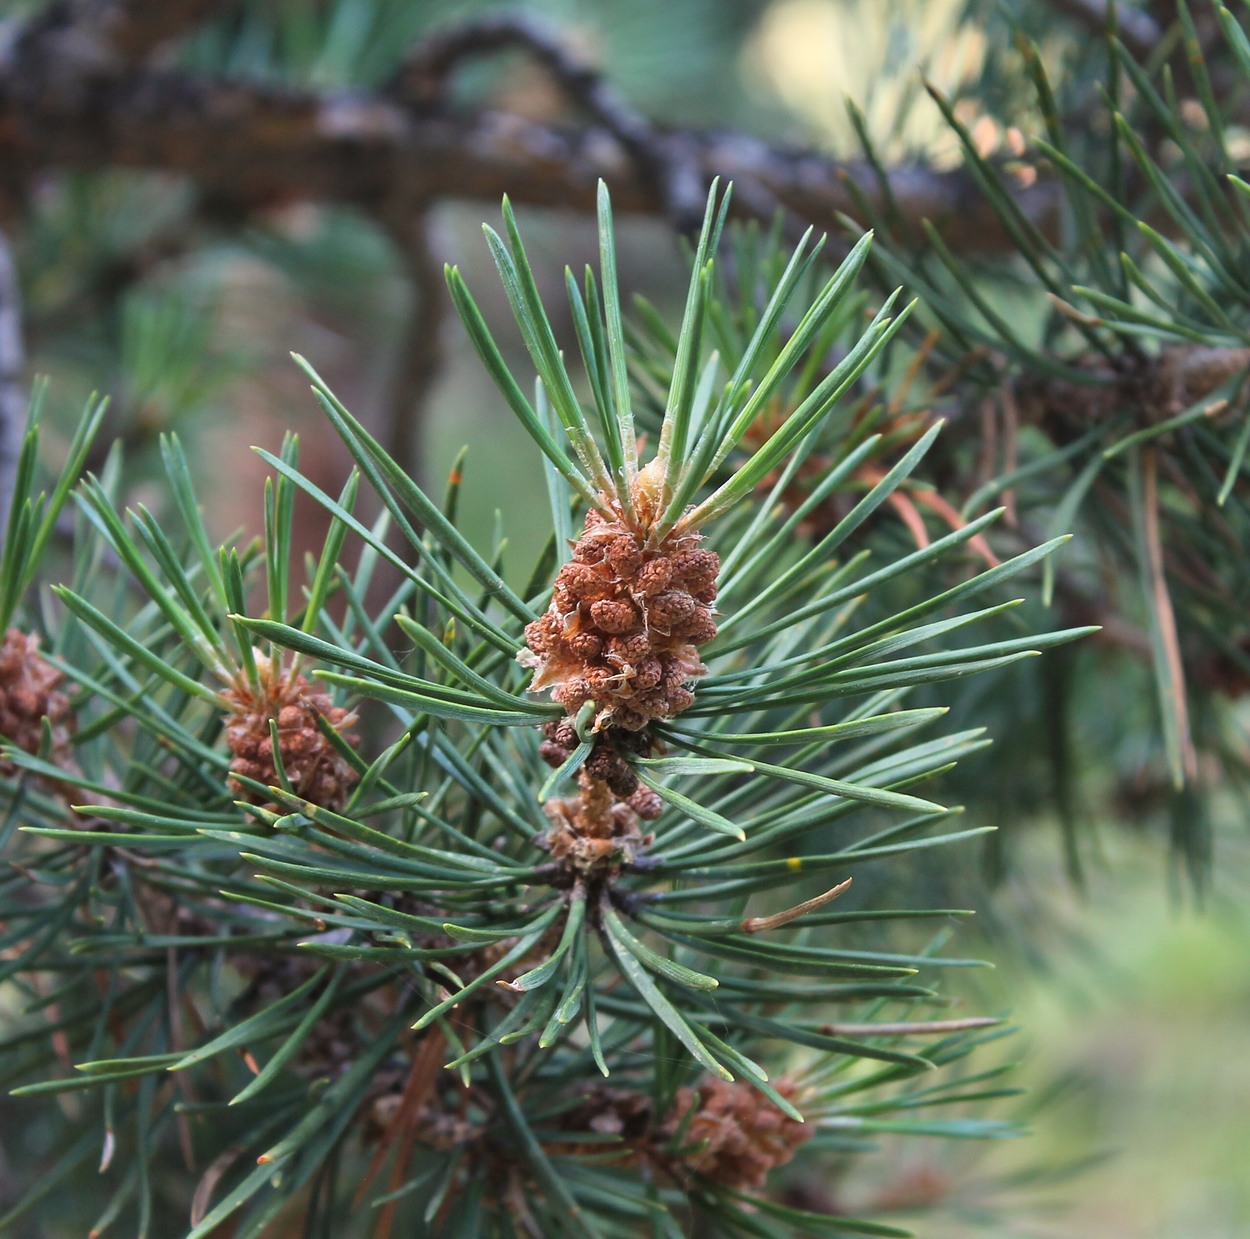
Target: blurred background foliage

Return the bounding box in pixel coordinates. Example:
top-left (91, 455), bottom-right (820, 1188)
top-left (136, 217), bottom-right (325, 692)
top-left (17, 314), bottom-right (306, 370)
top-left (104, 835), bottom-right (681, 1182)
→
top-left (3, 0), bottom-right (1250, 1235)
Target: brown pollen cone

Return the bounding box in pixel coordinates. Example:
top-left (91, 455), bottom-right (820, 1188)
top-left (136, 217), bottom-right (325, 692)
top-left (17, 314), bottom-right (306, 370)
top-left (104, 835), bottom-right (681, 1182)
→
top-left (0, 628), bottom-right (75, 776)
top-left (539, 722), bottom-right (662, 818)
top-left (541, 767), bottom-right (652, 877)
top-left (223, 651), bottom-right (358, 810)
top-left (529, 473), bottom-right (720, 868)
top-left (664, 1077), bottom-right (812, 1191)
top-left (521, 507), bottom-right (719, 733)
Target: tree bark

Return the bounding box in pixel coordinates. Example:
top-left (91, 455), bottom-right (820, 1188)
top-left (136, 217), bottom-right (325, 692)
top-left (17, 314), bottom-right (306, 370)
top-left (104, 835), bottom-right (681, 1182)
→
top-left (0, 3), bottom-right (1061, 254)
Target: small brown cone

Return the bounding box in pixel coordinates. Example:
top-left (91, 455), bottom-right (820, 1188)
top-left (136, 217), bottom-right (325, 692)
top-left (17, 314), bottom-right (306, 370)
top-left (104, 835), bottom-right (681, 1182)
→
top-left (222, 651), bottom-right (358, 810)
top-left (520, 508), bottom-right (719, 733)
top-left (664, 1077), bottom-right (812, 1191)
top-left (0, 628), bottom-right (75, 776)
top-left (541, 768), bottom-right (649, 877)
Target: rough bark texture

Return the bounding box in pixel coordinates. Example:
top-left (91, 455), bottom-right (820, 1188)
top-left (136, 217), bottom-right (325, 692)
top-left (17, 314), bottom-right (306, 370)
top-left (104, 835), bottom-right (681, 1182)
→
top-left (0, 1), bottom-right (1062, 253)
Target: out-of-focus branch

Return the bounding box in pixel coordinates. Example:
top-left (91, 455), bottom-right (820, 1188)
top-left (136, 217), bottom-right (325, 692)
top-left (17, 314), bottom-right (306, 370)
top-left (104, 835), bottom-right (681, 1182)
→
top-left (0, 70), bottom-right (1063, 253)
top-left (0, 6), bottom-right (1061, 255)
top-left (391, 12), bottom-right (714, 233)
top-left (0, 228), bottom-right (23, 541)
top-left (26, 219), bottom-right (201, 345)
top-left (12, 0), bottom-right (239, 66)
top-left (1014, 343), bottom-right (1250, 447)
top-left (381, 207), bottom-right (446, 490)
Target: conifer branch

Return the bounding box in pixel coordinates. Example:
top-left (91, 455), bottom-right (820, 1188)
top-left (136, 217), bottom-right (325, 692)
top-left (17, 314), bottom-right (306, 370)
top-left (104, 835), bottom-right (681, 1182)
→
top-left (389, 11), bottom-right (712, 232)
top-left (2, 2), bottom-right (1247, 1227)
top-left (6, 0), bottom-right (239, 69)
top-left (0, 4), bottom-right (1059, 253)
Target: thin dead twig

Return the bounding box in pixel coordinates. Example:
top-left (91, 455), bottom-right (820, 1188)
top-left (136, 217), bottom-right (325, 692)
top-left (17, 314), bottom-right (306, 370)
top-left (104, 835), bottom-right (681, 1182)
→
top-left (1141, 445), bottom-right (1198, 783)
top-left (392, 12), bottom-right (712, 233)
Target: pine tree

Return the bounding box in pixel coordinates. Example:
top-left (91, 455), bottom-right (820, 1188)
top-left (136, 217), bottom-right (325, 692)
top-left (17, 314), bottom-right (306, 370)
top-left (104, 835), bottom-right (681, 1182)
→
top-left (0, 1), bottom-right (1248, 1235)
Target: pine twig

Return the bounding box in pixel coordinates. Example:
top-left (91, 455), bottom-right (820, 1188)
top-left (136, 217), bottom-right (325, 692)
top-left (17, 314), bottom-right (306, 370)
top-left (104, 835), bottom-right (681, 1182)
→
top-left (391, 12), bottom-right (713, 234)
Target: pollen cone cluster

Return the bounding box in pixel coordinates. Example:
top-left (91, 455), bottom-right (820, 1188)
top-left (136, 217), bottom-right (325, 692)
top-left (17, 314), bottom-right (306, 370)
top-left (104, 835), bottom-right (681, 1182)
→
top-left (542, 767), bottom-right (651, 876)
top-left (223, 652), bottom-right (358, 810)
top-left (665, 1077), bottom-right (812, 1190)
top-left (539, 720), bottom-right (662, 821)
top-left (522, 508), bottom-right (719, 733)
top-left (548, 1077), bottom-right (812, 1192)
top-left (0, 628), bottom-right (74, 775)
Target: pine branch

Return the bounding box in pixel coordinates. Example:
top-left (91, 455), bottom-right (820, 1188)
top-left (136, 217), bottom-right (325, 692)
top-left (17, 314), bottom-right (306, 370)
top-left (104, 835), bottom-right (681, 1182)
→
top-left (0, 5), bottom-right (1061, 254)
top-left (12, 0), bottom-right (240, 66)
top-left (390, 12), bottom-right (712, 233)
